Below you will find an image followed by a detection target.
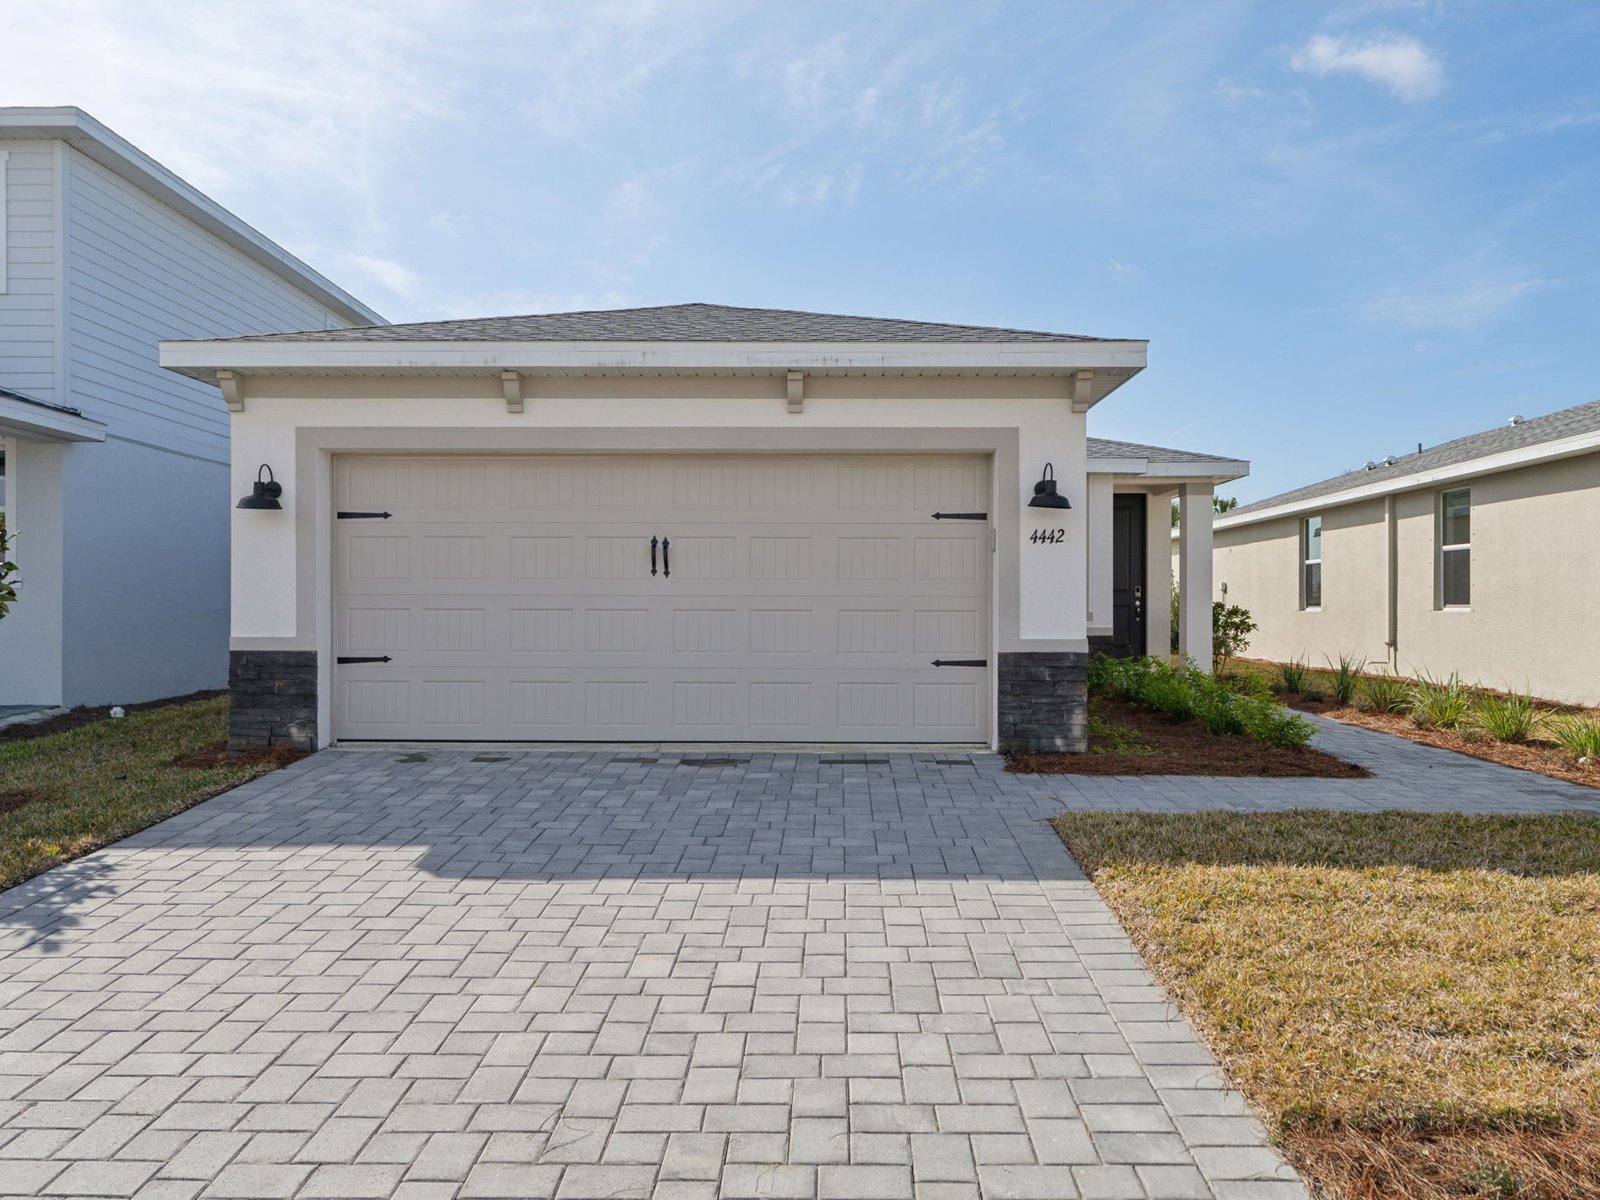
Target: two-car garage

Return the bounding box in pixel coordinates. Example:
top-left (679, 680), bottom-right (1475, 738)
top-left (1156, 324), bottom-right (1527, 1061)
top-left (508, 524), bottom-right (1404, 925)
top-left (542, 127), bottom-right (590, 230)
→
top-left (332, 453), bottom-right (993, 743)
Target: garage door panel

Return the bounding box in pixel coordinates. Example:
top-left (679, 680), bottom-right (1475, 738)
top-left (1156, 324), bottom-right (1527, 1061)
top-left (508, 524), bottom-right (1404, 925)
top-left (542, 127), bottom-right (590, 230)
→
top-left (334, 454), bottom-right (991, 742)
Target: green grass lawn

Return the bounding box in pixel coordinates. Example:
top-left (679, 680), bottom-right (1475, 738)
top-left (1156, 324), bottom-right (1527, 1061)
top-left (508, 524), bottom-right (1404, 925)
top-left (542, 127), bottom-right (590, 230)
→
top-left (1055, 809), bottom-right (1600, 1200)
top-left (0, 697), bottom-right (296, 891)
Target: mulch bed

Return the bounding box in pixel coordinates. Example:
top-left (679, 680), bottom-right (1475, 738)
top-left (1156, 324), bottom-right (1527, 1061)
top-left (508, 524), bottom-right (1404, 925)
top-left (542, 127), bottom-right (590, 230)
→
top-left (1285, 699), bottom-right (1600, 791)
top-left (1009, 694), bottom-right (1368, 778)
top-left (170, 739), bottom-right (308, 770)
top-left (0, 689), bottom-right (227, 743)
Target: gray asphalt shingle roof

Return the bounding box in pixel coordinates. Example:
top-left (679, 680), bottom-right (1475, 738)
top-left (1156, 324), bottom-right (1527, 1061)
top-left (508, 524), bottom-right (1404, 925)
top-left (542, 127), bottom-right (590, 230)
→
top-left (207, 302), bottom-right (1121, 345)
top-left (1231, 398), bottom-right (1600, 515)
top-left (1086, 437), bottom-right (1242, 464)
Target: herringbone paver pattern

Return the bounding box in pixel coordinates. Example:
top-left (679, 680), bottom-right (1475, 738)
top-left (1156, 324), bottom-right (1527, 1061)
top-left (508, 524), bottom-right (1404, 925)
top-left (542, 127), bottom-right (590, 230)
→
top-left (0, 749), bottom-right (1317, 1200)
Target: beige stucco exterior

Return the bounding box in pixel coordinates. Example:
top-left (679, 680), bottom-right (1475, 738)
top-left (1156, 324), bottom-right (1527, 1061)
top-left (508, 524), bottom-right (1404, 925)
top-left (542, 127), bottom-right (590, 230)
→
top-left (1212, 451), bottom-right (1600, 705)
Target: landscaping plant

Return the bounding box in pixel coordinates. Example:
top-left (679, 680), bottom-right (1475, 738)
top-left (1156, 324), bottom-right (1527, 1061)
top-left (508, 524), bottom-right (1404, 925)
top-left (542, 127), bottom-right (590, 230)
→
top-left (1407, 672), bottom-right (1476, 729)
top-left (0, 515), bottom-right (17, 620)
top-left (1277, 656), bottom-right (1311, 694)
top-left (1093, 654), bottom-right (1314, 749)
top-left (1359, 670), bottom-right (1410, 714)
top-left (1212, 600), bottom-right (1257, 674)
top-left (1325, 652), bottom-right (1365, 707)
top-left (1551, 715), bottom-right (1600, 764)
top-left (1471, 690), bottom-right (1541, 743)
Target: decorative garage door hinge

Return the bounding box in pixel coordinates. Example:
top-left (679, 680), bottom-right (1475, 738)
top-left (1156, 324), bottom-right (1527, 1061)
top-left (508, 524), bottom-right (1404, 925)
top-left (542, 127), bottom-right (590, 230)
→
top-left (337, 511), bottom-right (393, 519)
top-left (931, 659), bottom-right (988, 667)
top-left (930, 512), bottom-right (988, 521)
top-left (336, 656), bottom-right (392, 664)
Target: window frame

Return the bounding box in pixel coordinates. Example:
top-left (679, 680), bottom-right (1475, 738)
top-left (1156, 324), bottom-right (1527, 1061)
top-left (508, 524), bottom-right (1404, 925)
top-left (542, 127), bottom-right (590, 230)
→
top-left (1438, 487), bottom-right (1471, 609)
top-left (1301, 514), bottom-right (1322, 611)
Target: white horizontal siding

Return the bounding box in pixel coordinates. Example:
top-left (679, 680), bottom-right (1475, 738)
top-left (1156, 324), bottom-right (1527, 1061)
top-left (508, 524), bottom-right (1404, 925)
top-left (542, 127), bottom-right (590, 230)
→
top-left (0, 143), bottom-right (59, 403)
top-left (63, 147), bottom-right (344, 459)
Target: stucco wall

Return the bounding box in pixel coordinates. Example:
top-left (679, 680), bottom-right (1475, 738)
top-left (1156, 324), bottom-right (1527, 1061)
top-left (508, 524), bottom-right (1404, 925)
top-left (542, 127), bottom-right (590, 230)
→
top-left (225, 373), bottom-right (1094, 745)
top-left (1214, 452), bottom-right (1600, 705)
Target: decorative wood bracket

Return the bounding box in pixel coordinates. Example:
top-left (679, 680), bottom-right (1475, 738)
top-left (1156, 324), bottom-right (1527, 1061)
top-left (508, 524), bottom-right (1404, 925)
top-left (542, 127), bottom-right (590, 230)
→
top-left (217, 369), bottom-right (244, 413)
top-left (502, 370), bottom-right (525, 414)
top-left (1070, 369), bottom-right (1094, 413)
top-left (786, 370), bottom-right (804, 414)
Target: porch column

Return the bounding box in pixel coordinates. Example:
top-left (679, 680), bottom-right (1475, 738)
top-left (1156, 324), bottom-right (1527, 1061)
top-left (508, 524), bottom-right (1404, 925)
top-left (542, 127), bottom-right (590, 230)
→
top-left (1177, 482), bottom-right (1213, 670)
top-left (1145, 489), bottom-right (1175, 659)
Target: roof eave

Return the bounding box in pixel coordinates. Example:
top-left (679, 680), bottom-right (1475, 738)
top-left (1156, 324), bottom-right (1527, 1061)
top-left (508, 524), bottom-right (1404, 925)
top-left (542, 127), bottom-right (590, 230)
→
top-left (0, 107), bottom-right (384, 328)
top-left (0, 394), bottom-right (107, 443)
top-left (158, 338), bottom-right (1149, 392)
top-left (1218, 429), bottom-right (1600, 530)
top-left (1089, 456), bottom-right (1250, 485)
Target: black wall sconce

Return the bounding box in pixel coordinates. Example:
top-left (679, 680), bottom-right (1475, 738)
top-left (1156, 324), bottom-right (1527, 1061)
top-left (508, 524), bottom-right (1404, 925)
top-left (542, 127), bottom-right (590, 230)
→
top-left (1028, 462), bottom-right (1071, 509)
top-left (236, 464), bottom-right (283, 511)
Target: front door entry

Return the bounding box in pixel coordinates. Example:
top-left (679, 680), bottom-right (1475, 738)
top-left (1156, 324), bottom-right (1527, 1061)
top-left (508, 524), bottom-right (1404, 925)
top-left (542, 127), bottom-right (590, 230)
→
top-left (1110, 493), bottom-right (1148, 657)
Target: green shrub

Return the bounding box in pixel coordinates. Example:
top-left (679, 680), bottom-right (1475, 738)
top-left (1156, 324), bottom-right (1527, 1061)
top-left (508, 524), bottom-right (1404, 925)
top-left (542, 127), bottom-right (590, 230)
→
top-left (1551, 716), bottom-right (1600, 762)
top-left (1407, 673), bottom-right (1475, 729)
top-left (1359, 671), bottom-right (1409, 713)
top-left (1325, 653), bottom-right (1365, 708)
top-left (1091, 655), bottom-right (1314, 750)
top-left (1212, 601), bottom-right (1257, 674)
top-left (1277, 657), bottom-right (1311, 694)
top-left (1471, 691), bottom-right (1540, 743)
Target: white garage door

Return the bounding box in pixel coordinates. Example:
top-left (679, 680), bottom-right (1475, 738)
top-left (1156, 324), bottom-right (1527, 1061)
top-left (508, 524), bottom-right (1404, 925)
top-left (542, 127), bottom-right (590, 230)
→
top-left (332, 454), bottom-right (992, 743)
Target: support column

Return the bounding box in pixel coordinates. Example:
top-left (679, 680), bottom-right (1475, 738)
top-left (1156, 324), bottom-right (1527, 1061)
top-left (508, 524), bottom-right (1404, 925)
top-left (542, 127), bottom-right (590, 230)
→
top-left (1084, 475), bottom-right (1113, 637)
top-left (1178, 483), bottom-right (1214, 671)
top-left (1145, 490), bottom-right (1175, 659)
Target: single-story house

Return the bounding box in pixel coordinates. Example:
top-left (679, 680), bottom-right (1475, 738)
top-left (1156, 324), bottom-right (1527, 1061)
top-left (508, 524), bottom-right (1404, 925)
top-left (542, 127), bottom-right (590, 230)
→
top-left (1212, 398), bottom-right (1600, 706)
top-left (159, 303), bottom-right (1247, 752)
top-left (0, 107), bottom-right (381, 710)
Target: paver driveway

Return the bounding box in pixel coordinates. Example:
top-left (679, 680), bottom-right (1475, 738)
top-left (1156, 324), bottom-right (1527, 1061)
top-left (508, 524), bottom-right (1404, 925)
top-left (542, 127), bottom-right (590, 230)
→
top-left (0, 749), bottom-right (1306, 1200)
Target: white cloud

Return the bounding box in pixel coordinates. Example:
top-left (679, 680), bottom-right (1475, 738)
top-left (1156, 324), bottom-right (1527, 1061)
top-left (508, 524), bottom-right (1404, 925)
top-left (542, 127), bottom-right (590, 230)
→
top-left (1358, 275), bottom-right (1547, 331)
top-left (1290, 33), bottom-right (1444, 102)
top-left (340, 255), bottom-right (425, 299)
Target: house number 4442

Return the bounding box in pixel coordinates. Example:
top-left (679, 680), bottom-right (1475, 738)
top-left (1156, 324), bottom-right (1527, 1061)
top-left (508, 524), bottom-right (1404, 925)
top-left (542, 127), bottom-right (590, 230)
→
top-left (1029, 528), bottom-right (1066, 545)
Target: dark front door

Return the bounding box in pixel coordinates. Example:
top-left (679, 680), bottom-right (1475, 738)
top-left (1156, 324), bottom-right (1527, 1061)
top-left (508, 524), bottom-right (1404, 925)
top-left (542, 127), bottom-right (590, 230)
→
top-left (1109, 493), bottom-right (1148, 657)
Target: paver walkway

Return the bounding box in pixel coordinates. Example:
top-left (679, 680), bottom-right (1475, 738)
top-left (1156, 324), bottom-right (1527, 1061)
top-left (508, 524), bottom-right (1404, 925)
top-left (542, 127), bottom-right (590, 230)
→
top-left (0, 722), bottom-right (1592, 1200)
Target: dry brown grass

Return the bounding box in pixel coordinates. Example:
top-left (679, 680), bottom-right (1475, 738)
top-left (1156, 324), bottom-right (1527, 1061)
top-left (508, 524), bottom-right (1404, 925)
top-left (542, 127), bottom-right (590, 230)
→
top-left (1053, 810), bottom-right (1600, 1199)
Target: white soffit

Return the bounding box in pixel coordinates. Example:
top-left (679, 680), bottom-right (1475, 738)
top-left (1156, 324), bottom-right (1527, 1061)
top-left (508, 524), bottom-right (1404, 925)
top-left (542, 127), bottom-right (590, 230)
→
top-left (158, 338), bottom-right (1148, 390)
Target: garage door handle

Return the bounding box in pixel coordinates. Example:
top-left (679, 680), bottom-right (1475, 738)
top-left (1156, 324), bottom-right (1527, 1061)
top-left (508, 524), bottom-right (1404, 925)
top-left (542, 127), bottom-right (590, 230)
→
top-left (336, 656), bottom-right (392, 664)
top-left (931, 659), bottom-right (987, 667)
top-left (651, 536), bottom-right (658, 576)
top-left (931, 512), bottom-right (988, 521)
top-left (661, 537), bottom-right (670, 578)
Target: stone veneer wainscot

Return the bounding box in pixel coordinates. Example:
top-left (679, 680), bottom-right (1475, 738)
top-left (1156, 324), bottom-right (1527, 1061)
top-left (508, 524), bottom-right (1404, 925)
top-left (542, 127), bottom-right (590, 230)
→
top-left (997, 650), bottom-right (1088, 753)
top-left (228, 650), bottom-right (317, 751)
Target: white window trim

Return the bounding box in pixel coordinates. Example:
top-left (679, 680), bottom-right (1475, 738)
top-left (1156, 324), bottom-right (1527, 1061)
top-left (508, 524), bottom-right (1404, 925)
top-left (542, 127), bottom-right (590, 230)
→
top-left (1438, 488), bottom-right (1471, 610)
top-left (1301, 515), bottom-right (1322, 611)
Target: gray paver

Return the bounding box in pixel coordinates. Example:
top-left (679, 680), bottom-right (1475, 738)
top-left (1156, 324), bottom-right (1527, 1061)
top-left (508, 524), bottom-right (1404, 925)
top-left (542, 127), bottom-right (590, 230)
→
top-left (6, 734), bottom-right (1554, 1200)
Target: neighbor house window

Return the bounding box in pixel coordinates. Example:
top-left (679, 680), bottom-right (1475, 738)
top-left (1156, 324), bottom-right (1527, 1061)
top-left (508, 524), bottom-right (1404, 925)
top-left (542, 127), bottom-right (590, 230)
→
top-left (1439, 488), bottom-right (1471, 607)
top-left (1302, 515), bottom-right (1322, 609)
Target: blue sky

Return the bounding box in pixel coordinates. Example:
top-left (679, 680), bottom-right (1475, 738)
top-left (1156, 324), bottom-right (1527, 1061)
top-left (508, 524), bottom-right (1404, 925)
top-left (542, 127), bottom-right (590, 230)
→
top-left (6, 0), bottom-right (1597, 500)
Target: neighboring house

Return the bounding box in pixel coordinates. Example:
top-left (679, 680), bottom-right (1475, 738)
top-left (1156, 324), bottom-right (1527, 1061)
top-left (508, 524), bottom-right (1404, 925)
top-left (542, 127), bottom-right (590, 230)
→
top-left (0, 108), bottom-right (381, 709)
top-left (1211, 399), bottom-right (1600, 706)
top-left (160, 303), bottom-right (1246, 753)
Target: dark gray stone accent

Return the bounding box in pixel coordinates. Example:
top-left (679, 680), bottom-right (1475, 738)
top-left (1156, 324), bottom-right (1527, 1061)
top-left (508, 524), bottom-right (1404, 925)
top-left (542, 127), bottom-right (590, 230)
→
top-left (998, 651), bottom-right (1089, 754)
top-left (229, 650), bottom-right (317, 752)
